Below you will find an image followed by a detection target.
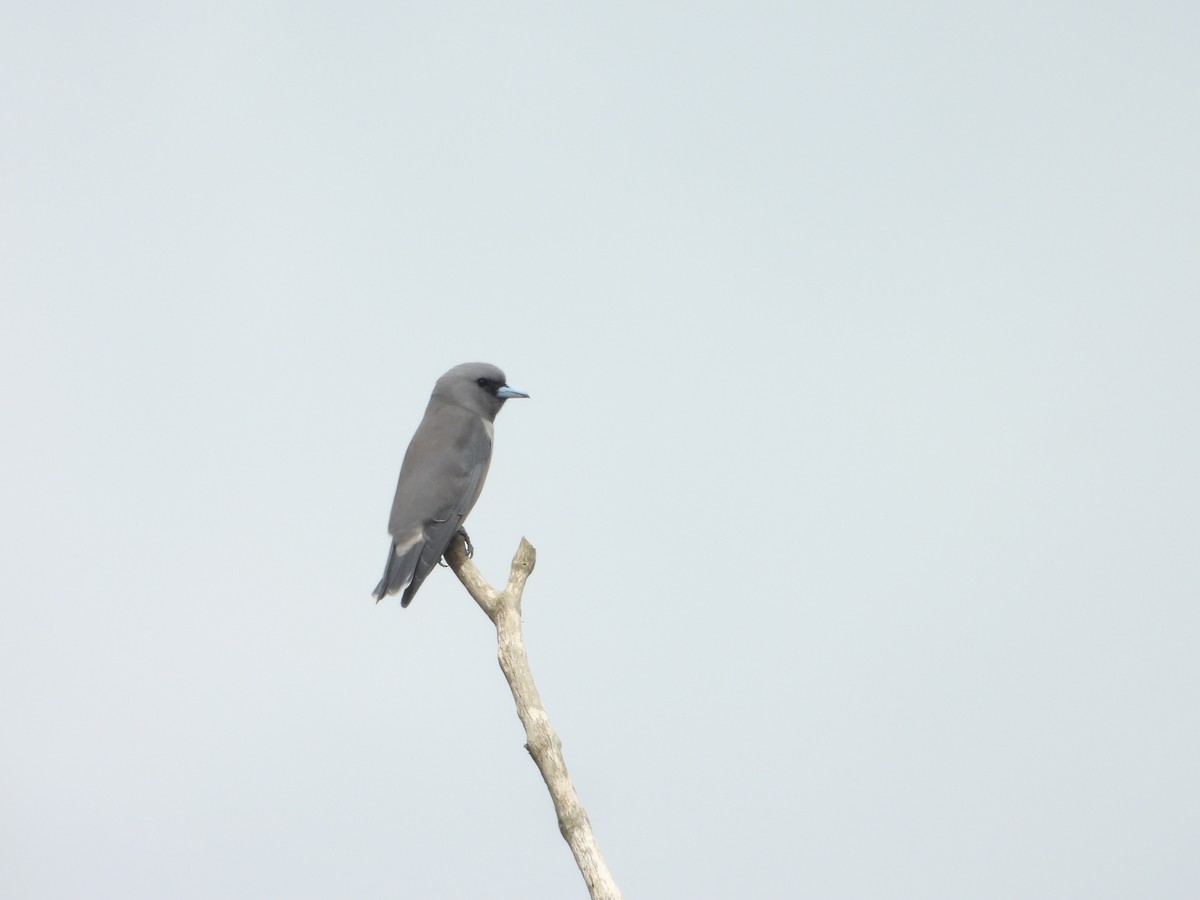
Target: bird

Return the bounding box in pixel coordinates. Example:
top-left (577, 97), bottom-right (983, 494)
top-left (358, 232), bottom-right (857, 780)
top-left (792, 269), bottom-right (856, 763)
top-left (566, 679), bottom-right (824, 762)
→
top-left (373, 362), bottom-right (529, 607)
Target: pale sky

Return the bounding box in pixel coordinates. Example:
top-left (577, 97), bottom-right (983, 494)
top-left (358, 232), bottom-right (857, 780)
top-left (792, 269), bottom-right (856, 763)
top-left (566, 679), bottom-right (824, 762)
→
top-left (2, 2), bottom-right (1198, 898)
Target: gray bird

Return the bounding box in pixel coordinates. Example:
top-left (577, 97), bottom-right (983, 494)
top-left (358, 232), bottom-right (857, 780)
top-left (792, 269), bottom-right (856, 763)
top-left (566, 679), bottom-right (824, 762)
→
top-left (373, 362), bottom-right (529, 607)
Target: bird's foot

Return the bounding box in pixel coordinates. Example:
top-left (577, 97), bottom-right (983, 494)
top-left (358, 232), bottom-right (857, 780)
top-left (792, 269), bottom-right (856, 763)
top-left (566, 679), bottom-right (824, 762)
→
top-left (439, 527), bottom-right (474, 567)
top-left (457, 526), bottom-right (474, 558)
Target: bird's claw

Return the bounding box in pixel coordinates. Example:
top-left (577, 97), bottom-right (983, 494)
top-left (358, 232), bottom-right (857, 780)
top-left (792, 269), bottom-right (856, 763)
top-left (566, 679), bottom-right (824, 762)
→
top-left (457, 526), bottom-right (474, 558)
top-left (439, 527), bottom-right (474, 566)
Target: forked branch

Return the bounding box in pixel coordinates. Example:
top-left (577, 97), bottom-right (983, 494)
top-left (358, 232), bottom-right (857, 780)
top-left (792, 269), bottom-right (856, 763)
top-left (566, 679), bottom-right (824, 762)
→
top-left (444, 535), bottom-right (621, 900)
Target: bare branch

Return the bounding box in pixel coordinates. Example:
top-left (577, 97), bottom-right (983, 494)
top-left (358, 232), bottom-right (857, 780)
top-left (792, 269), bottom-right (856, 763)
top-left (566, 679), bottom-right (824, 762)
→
top-left (444, 535), bottom-right (622, 900)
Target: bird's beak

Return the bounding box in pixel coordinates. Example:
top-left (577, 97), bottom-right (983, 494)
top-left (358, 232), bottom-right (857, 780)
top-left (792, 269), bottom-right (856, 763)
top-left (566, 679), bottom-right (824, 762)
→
top-left (496, 384), bottom-right (529, 399)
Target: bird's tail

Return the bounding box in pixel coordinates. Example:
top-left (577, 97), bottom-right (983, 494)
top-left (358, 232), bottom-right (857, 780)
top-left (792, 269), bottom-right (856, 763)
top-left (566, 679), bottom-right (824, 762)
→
top-left (372, 541), bottom-right (420, 603)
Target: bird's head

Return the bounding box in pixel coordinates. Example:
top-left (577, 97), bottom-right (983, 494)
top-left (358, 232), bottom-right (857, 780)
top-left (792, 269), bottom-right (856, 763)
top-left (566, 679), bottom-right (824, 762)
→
top-left (435, 362), bottom-right (529, 420)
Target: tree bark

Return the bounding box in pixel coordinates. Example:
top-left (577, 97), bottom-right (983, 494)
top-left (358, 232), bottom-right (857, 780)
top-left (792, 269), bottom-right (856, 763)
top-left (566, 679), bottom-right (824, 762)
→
top-left (444, 535), bottom-right (622, 900)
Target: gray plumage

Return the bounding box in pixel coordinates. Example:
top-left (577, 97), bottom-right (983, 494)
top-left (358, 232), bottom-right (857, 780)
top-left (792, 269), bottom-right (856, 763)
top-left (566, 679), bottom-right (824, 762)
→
top-left (373, 362), bottom-right (528, 607)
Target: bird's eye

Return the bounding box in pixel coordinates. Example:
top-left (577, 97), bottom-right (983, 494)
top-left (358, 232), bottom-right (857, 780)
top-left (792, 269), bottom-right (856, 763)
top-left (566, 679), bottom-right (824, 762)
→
top-left (475, 377), bottom-right (489, 387)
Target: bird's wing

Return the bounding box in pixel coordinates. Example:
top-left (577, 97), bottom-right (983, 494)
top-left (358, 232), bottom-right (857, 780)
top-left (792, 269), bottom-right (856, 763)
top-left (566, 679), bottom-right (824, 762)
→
top-left (385, 409), bottom-right (494, 606)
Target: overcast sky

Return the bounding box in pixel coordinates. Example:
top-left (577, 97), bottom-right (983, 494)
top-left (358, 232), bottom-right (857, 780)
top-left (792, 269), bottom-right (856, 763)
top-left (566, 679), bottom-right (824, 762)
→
top-left (3, 2), bottom-right (1198, 898)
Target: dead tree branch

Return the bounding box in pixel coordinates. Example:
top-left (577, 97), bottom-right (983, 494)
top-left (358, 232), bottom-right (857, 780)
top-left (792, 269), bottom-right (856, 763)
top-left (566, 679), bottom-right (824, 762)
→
top-left (444, 534), bottom-right (622, 900)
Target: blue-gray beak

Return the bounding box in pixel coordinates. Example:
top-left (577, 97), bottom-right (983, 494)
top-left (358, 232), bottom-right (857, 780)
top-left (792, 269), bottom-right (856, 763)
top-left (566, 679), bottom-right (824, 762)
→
top-left (496, 383), bottom-right (529, 400)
